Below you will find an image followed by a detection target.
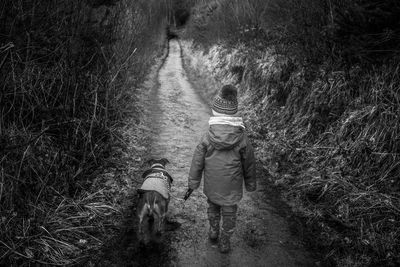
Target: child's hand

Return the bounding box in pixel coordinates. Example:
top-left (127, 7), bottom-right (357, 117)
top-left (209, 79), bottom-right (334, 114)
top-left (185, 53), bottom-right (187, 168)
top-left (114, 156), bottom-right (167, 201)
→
top-left (183, 188), bottom-right (194, 201)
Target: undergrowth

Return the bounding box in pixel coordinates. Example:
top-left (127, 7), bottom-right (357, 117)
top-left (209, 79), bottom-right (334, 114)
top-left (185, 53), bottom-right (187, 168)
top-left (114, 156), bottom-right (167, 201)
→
top-left (179, 0), bottom-right (400, 266)
top-left (0, 0), bottom-right (168, 265)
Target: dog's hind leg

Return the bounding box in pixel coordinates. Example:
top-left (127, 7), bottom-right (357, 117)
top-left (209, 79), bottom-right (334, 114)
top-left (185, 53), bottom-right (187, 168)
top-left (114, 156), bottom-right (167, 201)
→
top-left (153, 198), bottom-right (168, 236)
top-left (158, 214), bottom-right (166, 236)
top-left (137, 199), bottom-right (149, 242)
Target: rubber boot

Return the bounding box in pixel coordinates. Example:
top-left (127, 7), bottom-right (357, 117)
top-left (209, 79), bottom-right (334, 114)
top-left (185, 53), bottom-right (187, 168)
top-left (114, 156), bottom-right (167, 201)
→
top-left (219, 205), bottom-right (237, 253)
top-left (207, 200), bottom-right (221, 242)
top-left (209, 216), bottom-right (220, 241)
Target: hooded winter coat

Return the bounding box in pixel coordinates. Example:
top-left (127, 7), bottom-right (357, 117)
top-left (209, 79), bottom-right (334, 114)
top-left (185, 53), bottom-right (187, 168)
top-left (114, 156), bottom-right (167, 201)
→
top-left (188, 117), bottom-right (256, 206)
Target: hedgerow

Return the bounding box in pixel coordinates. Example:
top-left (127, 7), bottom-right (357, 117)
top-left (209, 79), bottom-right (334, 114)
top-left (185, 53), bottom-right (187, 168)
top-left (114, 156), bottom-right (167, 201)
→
top-left (181, 0), bottom-right (400, 266)
top-left (0, 0), bottom-right (167, 265)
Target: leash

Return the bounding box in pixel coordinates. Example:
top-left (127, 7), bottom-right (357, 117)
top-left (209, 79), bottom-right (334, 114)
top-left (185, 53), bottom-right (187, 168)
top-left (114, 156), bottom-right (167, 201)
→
top-left (169, 189), bottom-right (194, 216)
top-left (170, 188), bottom-right (193, 202)
top-left (183, 188), bottom-right (194, 201)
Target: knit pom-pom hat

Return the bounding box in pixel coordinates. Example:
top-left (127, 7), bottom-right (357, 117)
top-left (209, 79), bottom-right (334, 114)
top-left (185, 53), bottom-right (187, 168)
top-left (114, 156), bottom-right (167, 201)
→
top-left (212, 85), bottom-right (238, 115)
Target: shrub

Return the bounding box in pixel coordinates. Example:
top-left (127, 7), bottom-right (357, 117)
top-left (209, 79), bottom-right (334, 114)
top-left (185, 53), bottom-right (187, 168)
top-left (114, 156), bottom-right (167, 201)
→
top-left (182, 0), bottom-right (400, 265)
top-left (0, 0), bottom-right (167, 265)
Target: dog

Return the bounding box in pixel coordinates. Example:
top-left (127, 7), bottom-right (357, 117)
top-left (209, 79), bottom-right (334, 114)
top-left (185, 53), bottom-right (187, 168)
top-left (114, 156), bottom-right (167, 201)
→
top-left (136, 158), bottom-right (173, 244)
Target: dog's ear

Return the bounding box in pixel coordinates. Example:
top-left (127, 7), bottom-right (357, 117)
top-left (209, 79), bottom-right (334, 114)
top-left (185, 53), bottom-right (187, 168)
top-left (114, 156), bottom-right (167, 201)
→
top-left (161, 158), bottom-right (169, 166)
top-left (146, 158), bottom-right (155, 166)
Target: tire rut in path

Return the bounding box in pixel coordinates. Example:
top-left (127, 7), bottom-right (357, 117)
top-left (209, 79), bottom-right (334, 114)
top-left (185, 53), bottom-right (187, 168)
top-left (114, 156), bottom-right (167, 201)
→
top-left (146, 39), bottom-right (318, 267)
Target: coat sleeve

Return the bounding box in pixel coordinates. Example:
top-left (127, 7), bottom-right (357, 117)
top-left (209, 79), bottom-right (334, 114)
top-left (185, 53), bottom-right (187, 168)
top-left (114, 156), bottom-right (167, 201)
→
top-left (240, 135), bottom-right (257, 192)
top-left (188, 134), bottom-right (207, 190)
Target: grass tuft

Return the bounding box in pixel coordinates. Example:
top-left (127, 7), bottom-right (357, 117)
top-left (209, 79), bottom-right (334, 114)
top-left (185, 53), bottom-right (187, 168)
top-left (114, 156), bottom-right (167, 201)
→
top-left (0, 0), bottom-right (168, 265)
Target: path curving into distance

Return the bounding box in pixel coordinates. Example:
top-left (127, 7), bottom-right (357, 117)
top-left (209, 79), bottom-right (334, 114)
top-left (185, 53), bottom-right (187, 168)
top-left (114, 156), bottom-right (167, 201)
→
top-left (146, 39), bottom-right (318, 267)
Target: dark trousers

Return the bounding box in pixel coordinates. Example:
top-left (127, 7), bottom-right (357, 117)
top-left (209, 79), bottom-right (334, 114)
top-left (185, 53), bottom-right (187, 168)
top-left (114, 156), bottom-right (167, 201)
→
top-left (207, 199), bottom-right (237, 236)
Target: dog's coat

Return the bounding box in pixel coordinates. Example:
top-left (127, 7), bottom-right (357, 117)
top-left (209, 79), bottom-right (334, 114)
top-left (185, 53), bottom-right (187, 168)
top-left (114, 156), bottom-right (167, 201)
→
top-left (139, 168), bottom-right (172, 200)
top-left (137, 159), bottom-right (173, 244)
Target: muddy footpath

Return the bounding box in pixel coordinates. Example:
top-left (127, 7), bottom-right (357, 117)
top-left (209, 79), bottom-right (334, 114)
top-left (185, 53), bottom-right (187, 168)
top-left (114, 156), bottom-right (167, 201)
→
top-left (91, 40), bottom-right (320, 267)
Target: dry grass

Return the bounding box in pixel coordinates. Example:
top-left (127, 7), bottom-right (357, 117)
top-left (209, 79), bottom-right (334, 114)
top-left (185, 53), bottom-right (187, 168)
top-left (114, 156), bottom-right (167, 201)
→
top-left (0, 0), bottom-right (168, 265)
top-left (181, 38), bottom-right (400, 266)
top-left (1, 190), bottom-right (120, 265)
top-left (185, 0), bottom-right (400, 63)
top-left (181, 1), bottom-right (400, 264)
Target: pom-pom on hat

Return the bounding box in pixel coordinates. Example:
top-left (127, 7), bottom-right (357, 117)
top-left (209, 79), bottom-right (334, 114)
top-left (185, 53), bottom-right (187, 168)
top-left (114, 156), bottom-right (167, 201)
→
top-left (212, 85), bottom-right (238, 115)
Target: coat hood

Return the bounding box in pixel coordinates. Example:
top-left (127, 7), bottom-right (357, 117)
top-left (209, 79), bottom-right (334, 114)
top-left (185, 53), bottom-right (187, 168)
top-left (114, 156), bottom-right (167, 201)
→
top-left (208, 116), bottom-right (245, 150)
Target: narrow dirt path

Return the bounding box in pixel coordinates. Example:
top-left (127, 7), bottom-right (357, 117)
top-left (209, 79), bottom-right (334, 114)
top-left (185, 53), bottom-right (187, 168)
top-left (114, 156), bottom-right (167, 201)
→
top-left (144, 39), bottom-right (318, 267)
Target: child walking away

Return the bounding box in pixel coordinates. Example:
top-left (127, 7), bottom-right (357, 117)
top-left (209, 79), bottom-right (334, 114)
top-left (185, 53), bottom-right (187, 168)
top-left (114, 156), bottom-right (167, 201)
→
top-left (187, 84), bottom-right (256, 253)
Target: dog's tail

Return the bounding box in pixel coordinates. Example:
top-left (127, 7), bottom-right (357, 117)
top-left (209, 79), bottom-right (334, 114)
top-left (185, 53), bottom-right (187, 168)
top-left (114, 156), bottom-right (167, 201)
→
top-left (145, 191), bottom-right (157, 218)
